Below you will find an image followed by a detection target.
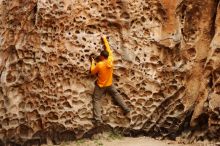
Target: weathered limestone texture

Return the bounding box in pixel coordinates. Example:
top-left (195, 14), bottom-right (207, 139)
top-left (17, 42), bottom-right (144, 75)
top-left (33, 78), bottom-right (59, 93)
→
top-left (0, 0), bottom-right (220, 145)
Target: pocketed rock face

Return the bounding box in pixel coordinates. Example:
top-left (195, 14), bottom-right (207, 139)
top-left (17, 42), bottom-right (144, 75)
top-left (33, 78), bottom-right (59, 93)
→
top-left (0, 0), bottom-right (220, 145)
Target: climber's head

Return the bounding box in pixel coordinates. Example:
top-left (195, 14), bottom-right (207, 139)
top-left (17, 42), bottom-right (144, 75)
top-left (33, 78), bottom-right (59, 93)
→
top-left (99, 50), bottom-right (109, 61)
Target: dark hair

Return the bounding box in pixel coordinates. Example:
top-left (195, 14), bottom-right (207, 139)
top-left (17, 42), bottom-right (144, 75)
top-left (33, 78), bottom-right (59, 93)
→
top-left (100, 50), bottom-right (109, 59)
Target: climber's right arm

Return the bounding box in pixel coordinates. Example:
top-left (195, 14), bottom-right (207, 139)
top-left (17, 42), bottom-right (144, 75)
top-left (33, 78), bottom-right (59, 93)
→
top-left (102, 36), bottom-right (113, 61)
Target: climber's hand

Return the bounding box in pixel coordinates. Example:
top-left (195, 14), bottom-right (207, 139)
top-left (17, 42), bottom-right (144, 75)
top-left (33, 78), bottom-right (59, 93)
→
top-left (102, 35), bottom-right (106, 40)
top-left (102, 35), bottom-right (110, 43)
top-left (92, 57), bottom-right (95, 63)
top-left (89, 54), bottom-right (96, 62)
top-left (89, 56), bottom-right (94, 62)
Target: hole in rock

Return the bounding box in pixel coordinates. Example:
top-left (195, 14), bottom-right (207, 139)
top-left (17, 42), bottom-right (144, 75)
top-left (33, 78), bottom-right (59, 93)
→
top-left (160, 127), bottom-right (169, 134)
top-left (41, 42), bottom-right (47, 46)
top-left (171, 79), bottom-right (177, 84)
top-left (82, 37), bottom-right (86, 41)
top-left (141, 16), bottom-right (146, 22)
top-left (0, 98), bottom-right (3, 105)
top-left (9, 119), bottom-right (19, 126)
top-left (88, 25), bottom-right (96, 29)
top-left (214, 48), bottom-right (220, 54)
top-left (84, 49), bottom-right (89, 53)
top-left (135, 56), bottom-right (140, 63)
top-left (19, 102), bottom-right (25, 108)
top-left (26, 102), bottom-right (34, 109)
top-left (75, 30), bottom-right (80, 34)
top-left (17, 124), bottom-right (33, 137)
top-left (58, 56), bottom-right (68, 64)
top-left (90, 2), bottom-right (98, 8)
top-left (19, 111), bottom-right (24, 117)
top-left (87, 31), bottom-right (93, 34)
top-left (145, 91), bottom-right (152, 96)
top-left (53, 4), bottom-right (58, 10)
top-left (67, 6), bottom-right (72, 11)
top-left (63, 101), bottom-right (72, 108)
top-left (136, 99), bottom-right (145, 106)
top-left (143, 6), bottom-right (150, 11)
top-left (153, 92), bottom-right (164, 99)
top-left (187, 48), bottom-right (196, 58)
top-left (69, 53), bottom-right (73, 57)
top-left (136, 108), bottom-right (142, 113)
top-left (120, 12), bottom-right (130, 19)
top-left (2, 118), bottom-right (9, 126)
top-left (150, 56), bottom-right (158, 62)
top-left (0, 108), bottom-right (6, 115)
top-left (46, 106), bottom-right (51, 111)
top-left (167, 85), bottom-right (178, 94)
top-left (215, 83), bottom-right (220, 94)
top-left (39, 105), bottom-right (45, 112)
top-left (34, 78), bottom-right (44, 88)
top-left (48, 112), bottom-right (58, 120)
top-left (145, 99), bottom-right (153, 106)
top-left (65, 120), bottom-right (73, 125)
top-left (175, 104), bottom-right (184, 112)
top-left (6, 72), bottom-right (16, 83)
top-left (195, 113), bottom-right (209, 129)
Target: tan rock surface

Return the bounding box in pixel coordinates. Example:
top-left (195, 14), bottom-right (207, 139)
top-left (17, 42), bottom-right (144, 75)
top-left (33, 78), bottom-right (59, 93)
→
top-left (0, 0), bottom-right (220, 145)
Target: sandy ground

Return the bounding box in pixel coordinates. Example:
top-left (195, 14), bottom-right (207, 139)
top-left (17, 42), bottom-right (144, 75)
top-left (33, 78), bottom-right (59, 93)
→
top-left (68, 137), bottom-right (214, 146)
top-left (44, 134), bottom-right (217, 146)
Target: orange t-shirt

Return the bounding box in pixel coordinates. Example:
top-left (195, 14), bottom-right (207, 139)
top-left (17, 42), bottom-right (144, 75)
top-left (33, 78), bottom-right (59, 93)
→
top-left (91, 37), bottom-right (113, 87)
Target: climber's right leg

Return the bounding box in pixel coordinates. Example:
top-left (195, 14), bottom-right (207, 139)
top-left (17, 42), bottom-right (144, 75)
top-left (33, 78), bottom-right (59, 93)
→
top-left (92, 84), bottom-right (105, 125)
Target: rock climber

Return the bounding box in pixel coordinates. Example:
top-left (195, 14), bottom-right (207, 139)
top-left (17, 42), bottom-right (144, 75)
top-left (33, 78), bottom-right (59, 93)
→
top-left (90, 35), bottom-right (130, 125)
